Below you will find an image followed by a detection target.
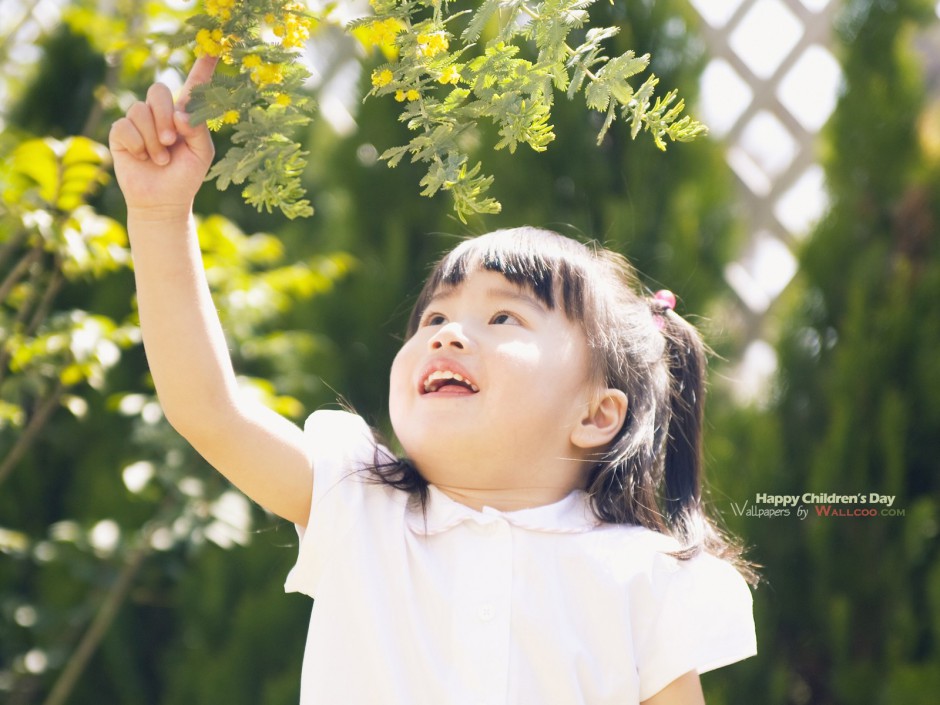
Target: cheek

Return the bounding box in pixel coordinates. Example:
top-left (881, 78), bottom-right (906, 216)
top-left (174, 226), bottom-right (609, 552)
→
top-left (492, 339), bottom-right (536, 362)
top-left (388, 333), bottom-right (429, 407)
top-left (388, 346), bottom-right (412, 402)
top-left (500, 336), bottom-right (587, 379)
top-left (488, 342), bottom-right (541, 384)
top-left (491, 343), bottom-right (579, 407)
top-left (387, 359), bottom-right (408, 443)
top-left (530, 342), bottom-right (595, 410)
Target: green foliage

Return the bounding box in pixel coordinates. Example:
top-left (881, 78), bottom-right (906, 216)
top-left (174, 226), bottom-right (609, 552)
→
top-left (4, 136), bottom-right (112, 215)
top-left (169, 0), bottom-right (317, 219)
top-left (360, 0), bottom-right (706, 221)
top-left (195, 214), bottom-right (356, 340)
top-left (708, 1), bottom-right (940, 703)
top-left (1, 1), bottom-right (739, 703)
top-left (170, 0), bottom-right (705, 222)
top-left (6, 25), bottom-right (107, 137)
top-left (0, 129), bottom-right (350, 703)
top-left (0, 136), bottom-right (129, 435)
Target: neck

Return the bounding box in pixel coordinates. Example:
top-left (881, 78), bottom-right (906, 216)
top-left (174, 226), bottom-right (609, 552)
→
top-left (412, 444), bottom-right (590, 512)
top-left (431, 482), bottom-right (581, 512)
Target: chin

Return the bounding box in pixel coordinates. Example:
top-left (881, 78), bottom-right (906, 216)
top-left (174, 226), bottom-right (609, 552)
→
top-left (394, 420), bottom-right (485, 468)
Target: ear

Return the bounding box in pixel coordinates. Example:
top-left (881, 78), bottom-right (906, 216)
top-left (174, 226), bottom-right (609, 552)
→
top-left (571, 388), bottom-right (628, 450)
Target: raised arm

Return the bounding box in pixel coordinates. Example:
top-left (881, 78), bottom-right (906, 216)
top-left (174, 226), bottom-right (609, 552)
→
top-left (109, 57), bottom-right (313, 525)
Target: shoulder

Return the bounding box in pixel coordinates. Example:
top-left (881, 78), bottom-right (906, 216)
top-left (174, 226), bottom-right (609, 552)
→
top-left (599, 527), bottom-right (756, 699)
top-left (586, 523), bottom-right (748, 591)
top-left (619, 525), bottom-right (752, 624)
top-left (285, 410), bottom-right (403, 596)
top-left (302, 408), bottom-right (394, 473)
top-left (553, 521), bottom-right (755, 699)
top-left (577, 523), bottom-right (683, 585)
top-left (300, 408), bottom-right (401, 525)
top-left (583, 523), bottom-right (755, 653)
top-left (303, 408), bottom-right (374, 448)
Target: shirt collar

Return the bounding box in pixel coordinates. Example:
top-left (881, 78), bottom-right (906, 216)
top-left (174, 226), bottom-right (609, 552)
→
top-left (406, 485), bottom-right (601, 536)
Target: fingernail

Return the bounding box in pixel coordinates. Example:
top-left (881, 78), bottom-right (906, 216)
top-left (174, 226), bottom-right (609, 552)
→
top-left (155, 151), bottom-right (170, 166)
top-left (160, 130), bottom-right (176, 145)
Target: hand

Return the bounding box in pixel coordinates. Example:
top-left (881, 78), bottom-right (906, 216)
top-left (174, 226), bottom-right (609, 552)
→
top-left (109, 56), bottom-right (219, 216)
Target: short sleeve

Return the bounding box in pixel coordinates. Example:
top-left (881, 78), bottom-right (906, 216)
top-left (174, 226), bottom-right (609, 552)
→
top-left (635, 551), bottom-right (757, 701)
top-left (283, 409), bottom-right (393, 597)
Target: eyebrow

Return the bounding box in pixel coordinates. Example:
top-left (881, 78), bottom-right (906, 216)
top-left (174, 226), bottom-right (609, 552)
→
top-left (426, 285), bottom-right (548, 312)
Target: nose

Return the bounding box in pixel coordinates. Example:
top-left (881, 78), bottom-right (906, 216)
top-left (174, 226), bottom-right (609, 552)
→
top-left (428, 322), bottom-right (469, 351)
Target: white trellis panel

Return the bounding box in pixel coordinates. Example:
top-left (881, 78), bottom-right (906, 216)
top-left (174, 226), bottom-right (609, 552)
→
top-left (688, 0), bottom-right (843, 402)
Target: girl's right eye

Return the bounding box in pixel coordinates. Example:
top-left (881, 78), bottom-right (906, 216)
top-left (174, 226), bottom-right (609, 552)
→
top-left (422, 312), bottom-right (447, 327)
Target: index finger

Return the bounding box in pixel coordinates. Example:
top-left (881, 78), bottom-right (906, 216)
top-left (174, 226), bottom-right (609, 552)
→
top-left (175, 55), bottom-right (220, 111)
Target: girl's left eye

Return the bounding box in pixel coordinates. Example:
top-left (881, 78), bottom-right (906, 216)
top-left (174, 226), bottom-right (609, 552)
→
top-left (490, 312), bottom-right (521, 325)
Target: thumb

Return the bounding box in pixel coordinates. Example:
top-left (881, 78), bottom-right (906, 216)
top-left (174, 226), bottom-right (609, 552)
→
top-left (173, 110), bottom-right (215, 164)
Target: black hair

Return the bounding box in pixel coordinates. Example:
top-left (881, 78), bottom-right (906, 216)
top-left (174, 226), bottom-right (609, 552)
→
top-left (372, 227), bottom-right (756, 583)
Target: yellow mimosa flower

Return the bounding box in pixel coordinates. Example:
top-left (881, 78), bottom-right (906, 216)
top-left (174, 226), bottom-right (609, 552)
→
top-left (437, 65), bottom-right (460, 85)
top-left (371, 68), bottom-right (394, 88)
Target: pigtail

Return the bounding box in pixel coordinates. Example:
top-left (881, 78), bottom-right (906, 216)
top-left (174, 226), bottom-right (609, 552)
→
top-left (657, 300), bottom-right (759, 584)
top-left (657, 304), bottom-right (707, 547)
top-left (659, 308), bottom-right (706, 531)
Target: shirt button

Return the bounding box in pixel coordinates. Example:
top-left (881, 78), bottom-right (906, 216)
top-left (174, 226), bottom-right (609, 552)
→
top-left (477, 521), bottom-right (498, 534)
top-left (477, 604), bottom-right (495, 621)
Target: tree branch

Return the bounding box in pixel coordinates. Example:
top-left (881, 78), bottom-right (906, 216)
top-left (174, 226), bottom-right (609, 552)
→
top-left (41, 534), bottom-right (153, 705)
top-left (0, 380), bottom-right (64, 488)
top-left (0, 244), bottom-right (44, 304)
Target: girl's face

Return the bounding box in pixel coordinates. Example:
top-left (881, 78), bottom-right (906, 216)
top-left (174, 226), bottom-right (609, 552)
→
top-left (389, 268), bottom-right (599, 499)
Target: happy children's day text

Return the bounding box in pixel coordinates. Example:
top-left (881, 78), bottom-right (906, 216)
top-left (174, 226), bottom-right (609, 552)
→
top-left (730, 493), bottom-right (906, 520)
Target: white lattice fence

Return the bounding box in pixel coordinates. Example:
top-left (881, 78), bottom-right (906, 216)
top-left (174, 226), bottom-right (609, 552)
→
top-left (688, 0), bottom-right (843, 401)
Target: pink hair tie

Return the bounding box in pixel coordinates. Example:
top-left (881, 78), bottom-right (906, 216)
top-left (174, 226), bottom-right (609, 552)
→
top-left (652, 289), bottom-right (676, 329)
top-left (653, 289), bottom-right (677, 310)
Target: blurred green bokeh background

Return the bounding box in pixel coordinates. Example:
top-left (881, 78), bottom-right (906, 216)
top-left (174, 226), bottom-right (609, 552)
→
top-left (1, 1), bottom-right (938, 704)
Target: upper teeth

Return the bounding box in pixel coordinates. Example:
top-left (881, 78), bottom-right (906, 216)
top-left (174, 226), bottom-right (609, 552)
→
top-left (423, 370), bottom-right (479, 393)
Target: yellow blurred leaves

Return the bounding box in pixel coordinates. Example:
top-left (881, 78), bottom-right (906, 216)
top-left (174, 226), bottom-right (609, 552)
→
top-left (4, 136), bottom-right (112, 213)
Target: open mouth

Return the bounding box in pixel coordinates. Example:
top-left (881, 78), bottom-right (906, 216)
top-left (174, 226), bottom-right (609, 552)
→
top-left (421, 370), bottom-right (480, 394)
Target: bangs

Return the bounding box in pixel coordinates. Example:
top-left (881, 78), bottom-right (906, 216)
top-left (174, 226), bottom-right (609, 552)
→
top-left (407, 228), bottom-right (593, 336)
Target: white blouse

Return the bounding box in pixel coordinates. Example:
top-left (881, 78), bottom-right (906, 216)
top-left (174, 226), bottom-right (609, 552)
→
top-left (286, 410), bottom-right (756, 705)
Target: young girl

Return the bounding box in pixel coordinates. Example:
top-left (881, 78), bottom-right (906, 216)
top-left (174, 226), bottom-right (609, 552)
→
top-left (109, 56), bottom-right (757, 705)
